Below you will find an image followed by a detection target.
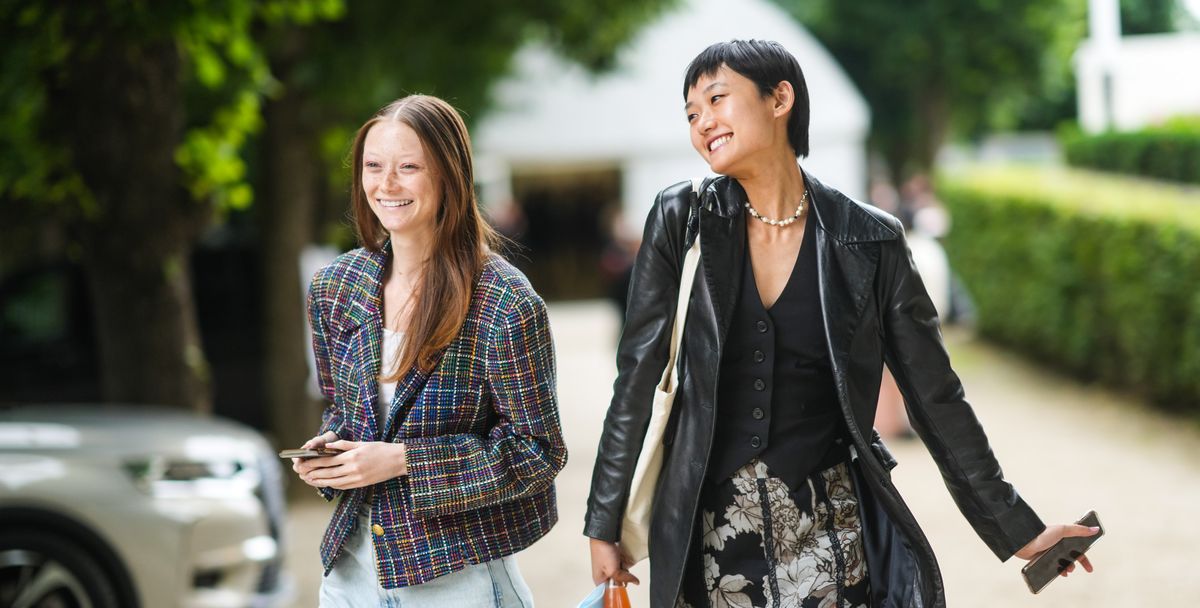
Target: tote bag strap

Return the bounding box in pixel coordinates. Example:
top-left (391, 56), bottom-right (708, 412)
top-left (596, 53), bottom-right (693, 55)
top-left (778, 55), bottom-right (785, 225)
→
top-left (659, 178), bottom-right (704, 393)
top-left (619, 177), bottom-right (706, 563)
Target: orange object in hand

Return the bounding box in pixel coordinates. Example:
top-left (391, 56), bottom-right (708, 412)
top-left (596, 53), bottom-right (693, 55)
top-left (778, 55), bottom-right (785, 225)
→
top-left (604, 580), bottom-right (632, 608)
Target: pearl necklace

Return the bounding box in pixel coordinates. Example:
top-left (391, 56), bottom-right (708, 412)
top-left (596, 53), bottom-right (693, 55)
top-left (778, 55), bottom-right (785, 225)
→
top-left (744, 188), bottom-right (809, 227)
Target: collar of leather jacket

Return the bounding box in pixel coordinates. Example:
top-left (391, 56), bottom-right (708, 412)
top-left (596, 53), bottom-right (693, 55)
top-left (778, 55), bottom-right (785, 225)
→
top-left (696, 172), bottom-right (899, 244)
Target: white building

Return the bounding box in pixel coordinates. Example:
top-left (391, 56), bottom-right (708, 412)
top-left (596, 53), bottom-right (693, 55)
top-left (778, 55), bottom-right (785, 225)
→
top-left (1076, 0), bottom-right (1200, 132)
top-left (474, 0), bottom-right (870, 226)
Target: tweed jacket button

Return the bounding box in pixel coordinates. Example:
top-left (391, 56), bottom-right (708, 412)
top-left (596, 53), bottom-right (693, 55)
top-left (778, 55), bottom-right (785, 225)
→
top-left (371, 524), bottom-right (385, 537)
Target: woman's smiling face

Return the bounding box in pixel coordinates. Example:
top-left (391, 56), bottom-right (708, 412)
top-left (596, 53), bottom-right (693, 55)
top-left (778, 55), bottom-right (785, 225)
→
top-left (361, 120), bottom-right (441, 241)
top-left (685, 65), bottom-right (790, 176)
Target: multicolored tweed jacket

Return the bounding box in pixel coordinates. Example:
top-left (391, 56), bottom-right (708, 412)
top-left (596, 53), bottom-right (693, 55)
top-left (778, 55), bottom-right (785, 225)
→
top-left (306, 245), bottom-right (567, 588)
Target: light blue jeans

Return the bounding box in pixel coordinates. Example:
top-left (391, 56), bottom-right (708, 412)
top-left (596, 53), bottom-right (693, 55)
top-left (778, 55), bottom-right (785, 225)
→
top-left (319, 510), bottom-right (534, 607)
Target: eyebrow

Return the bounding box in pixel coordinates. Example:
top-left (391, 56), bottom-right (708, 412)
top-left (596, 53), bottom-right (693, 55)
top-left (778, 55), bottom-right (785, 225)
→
top-left (362, 151), bottom-right (420, 160)
top-left (684, 81), bottom-right (728, 109)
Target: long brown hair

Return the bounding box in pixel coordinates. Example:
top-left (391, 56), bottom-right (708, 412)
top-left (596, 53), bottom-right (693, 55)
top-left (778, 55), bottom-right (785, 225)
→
top-left (349, 95), bottom-right (501, 377)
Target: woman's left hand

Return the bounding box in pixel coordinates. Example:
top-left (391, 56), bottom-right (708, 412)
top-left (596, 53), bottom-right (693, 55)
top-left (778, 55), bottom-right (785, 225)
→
top-left (295, 440), bottom-right (408, 490)
top-left (1014, 524), bottom-right (1099, 577)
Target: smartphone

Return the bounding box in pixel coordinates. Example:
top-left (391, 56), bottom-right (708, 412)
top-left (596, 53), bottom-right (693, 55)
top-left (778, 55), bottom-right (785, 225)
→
top-left (1021, 510), bottom-right (1103, 594)
top-left (278, 447), bottom-right (342, 459)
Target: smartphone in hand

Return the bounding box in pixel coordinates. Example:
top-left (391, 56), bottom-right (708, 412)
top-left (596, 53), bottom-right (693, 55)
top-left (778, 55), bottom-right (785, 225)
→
top-left (1022, 510), bottom-right (1103, 594)
top-left (278, 447), bottom-right (342, 459)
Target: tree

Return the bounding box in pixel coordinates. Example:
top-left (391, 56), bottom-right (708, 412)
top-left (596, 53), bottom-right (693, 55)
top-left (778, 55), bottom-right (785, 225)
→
top-left (1, 1), bottom-right (342, 412)
top-left (0, 0), bottom-right (672, 425)
top-left (775, 0), bottom-right (1085, 185)
top-left (1121, 0), bottom-right (1179, 34)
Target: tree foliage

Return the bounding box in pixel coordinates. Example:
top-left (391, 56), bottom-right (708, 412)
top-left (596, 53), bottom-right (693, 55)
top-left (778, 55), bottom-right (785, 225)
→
top-left (0, 0), bottom-right (672, 417)
top-left (265, 0), bottom-right (675, 210)
top-left (0, 0), bottom-right (673, 236)
top-left (0, 0), bottom-right (347, 411)
top-left (0, 0), bottom-right (342, 217)
top-left (1121, 0), bottom-right (1179, 35)
top-left (774, 0), bottom-right (1085, 181)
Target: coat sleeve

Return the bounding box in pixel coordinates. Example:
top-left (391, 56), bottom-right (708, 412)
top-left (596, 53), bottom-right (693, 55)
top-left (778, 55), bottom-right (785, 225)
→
top-left (583, 186), bottom-right (687, 542)
top-left (878, 223), bottom-right (1045, 560)
top-left (402, 292), bottom-right (567, 519)
top-left (306, 275), bottom-right (342, 502)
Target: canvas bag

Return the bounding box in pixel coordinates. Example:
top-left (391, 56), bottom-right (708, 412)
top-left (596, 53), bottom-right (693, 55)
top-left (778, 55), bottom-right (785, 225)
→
top-left (620, 177), bottom-right (704, 563)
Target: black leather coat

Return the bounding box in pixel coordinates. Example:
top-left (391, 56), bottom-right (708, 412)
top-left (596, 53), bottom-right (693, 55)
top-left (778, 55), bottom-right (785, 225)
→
top-left (584, 174), bottom-right (1046, 608)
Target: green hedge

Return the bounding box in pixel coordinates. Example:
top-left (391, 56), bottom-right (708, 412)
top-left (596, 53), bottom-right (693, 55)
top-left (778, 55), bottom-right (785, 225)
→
top-left (939, 166), bottom-right (1200, 410)
top-left (1061, 118), bottom-right (1200, 185)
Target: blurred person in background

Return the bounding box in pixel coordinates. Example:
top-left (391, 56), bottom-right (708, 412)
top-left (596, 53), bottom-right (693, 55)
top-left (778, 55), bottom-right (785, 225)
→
top-left (867, 178), bottom-right (911, 441)
top-left (600, 207), bottom-right (643, 326)
top-left (585, 40), bottom-right (1095, 608)
top-left (292, 95), bottom-right (567, 607)
top-left (874, 176), bottom-right (956, 441)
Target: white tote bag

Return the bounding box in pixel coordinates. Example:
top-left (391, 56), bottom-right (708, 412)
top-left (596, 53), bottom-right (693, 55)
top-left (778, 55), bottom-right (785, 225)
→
top-left (620, 178), bottom-right (703, 564)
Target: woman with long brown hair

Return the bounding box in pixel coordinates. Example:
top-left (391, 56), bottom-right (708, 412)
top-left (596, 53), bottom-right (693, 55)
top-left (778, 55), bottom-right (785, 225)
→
top-left (292, 94), bottom-right (566, 606)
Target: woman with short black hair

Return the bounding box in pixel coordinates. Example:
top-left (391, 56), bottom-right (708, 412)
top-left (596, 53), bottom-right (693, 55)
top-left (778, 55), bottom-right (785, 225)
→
top-left (585, 39), bottom-right (1094, 608)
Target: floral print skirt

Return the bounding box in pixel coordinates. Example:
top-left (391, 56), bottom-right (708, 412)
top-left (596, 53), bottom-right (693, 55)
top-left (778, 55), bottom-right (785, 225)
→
top-left (677, 459), bottom-right (870, 608)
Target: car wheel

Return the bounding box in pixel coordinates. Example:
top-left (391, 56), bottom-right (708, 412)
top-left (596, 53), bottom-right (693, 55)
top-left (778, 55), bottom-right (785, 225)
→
top-left (0, 530), bottom-right (119, 608)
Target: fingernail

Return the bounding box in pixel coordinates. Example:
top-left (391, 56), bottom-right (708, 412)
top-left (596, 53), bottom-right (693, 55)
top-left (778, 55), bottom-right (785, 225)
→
top-left (1089, 526), bottom-right (1100, 532)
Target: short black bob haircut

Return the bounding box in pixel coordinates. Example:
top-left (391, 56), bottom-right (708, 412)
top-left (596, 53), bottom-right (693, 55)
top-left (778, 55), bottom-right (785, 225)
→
top-left (683, 39), bottom-right (811, 158)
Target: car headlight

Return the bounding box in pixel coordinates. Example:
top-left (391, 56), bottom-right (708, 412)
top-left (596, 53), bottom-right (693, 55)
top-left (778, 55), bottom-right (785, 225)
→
top-left (124, 436), bottom-right (263, 499)
top-left (124, 456), bottom-right (261, 498)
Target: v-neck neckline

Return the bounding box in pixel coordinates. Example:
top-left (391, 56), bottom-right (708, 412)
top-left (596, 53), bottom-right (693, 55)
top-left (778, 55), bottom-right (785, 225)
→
top-left (747, 216), bottom-right (811, 313)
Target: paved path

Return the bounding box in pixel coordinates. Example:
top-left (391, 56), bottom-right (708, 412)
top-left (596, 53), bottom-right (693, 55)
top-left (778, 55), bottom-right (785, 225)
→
top-left (286, 301), bottom-right (1200, 607)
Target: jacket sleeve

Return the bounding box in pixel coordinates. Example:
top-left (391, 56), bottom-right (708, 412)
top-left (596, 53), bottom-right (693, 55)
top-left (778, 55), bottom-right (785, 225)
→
top-left (878, 223), bottom-right (1045, 561)
top-left (306, 276), bottom-right (342, 502)
top-left (403, 292), bottom-right (568, 519)
top-left (584, 186), bottom-right (687, 542)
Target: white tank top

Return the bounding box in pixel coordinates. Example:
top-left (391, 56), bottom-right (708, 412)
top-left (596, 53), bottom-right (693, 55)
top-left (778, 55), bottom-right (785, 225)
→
top-left (377, 328), bottom-right (406, 430)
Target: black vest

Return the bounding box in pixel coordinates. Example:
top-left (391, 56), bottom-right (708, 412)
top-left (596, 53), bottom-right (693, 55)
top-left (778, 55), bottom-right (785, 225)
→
top-left (707, 214), bottom-right (849, 490)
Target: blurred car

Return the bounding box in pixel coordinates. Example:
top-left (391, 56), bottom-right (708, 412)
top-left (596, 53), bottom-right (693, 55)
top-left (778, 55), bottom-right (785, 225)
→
top-left (0, 404), bottom-right (292, 608)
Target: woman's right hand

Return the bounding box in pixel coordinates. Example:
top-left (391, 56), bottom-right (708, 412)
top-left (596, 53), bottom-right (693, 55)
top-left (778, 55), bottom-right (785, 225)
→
top-left (589, 538), bottom-right (640, 586)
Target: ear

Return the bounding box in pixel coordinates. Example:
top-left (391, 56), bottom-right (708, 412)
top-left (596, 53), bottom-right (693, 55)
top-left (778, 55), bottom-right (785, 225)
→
top-left (771, 80), bottom-right (795, 119)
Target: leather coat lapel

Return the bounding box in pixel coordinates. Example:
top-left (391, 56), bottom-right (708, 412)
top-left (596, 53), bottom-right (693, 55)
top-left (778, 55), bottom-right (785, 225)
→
top-left (699, 204), bottom-right (745, 350)
top-left (815, 221), bottom-right (877, 415)
top-left (808, 175), bottom-right (895, 427)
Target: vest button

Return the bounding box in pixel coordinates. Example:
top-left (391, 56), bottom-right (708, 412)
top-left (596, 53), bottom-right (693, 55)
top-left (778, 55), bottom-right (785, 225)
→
top-left (753, 378), bottom-right (765, 391)
top-left (371, 524), bottom-right (385, 537)
top-left (750, 435), bottom-right (762, 449)
top-left (752, 407), bottom-right (764, 420)
top-left (755, 320), bottom-right (768, 333)
top-left (753, 349), bottom-right (765, 363)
